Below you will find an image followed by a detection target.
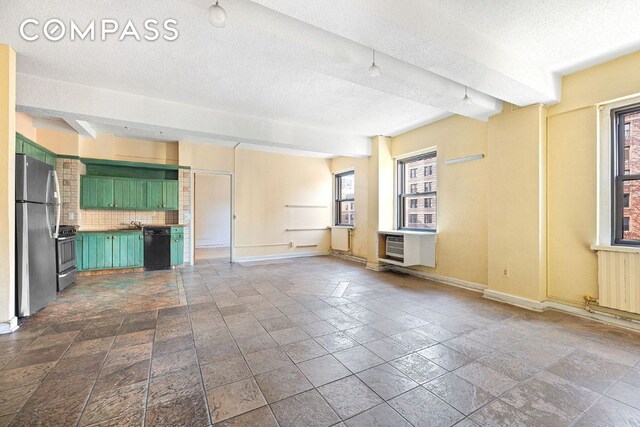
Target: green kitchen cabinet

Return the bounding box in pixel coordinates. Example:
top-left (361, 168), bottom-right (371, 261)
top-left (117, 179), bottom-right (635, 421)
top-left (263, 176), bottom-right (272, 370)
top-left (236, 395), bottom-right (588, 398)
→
top-left (112, 232), bottom-right (144, 268)
top-left (113, 178), bottom-right (147, 210)
top-left (77, 232), bottom-right (144, 271)
top-left (16, 133), bottom-right (57, 166)
top-left (170, 228), bottom-right (184, 266)
top-left (81, 176), bottom-right (115, 209)
top-left (76, 233), bottom-right (113, 271)
top-left (147, 180), bottom-right (179, 210)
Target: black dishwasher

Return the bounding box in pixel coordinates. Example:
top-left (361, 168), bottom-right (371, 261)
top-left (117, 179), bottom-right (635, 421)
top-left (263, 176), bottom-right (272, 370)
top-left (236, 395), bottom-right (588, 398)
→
top-left (144, 226), bottom-right (171, 271)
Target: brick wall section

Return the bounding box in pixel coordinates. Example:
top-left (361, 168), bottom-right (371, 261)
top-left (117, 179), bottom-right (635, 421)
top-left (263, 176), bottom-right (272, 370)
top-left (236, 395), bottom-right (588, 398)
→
top-left (623, 112), bottom-right (640, 240)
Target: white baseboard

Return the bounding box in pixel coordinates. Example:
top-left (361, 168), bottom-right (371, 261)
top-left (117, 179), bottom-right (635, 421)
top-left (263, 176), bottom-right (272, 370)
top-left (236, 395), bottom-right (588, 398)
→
top-left (330, 251), bottom-right (367, 265)
top-left (391, 266), bottom-right (487, 293)
top-left (545, 300), bottom-right (640, 331)
top-left (0, 317), bottom-right (18, 335)
top-left (483, 289), bottom-right (546, 311)
top-left (196, 243), bottom-right (230, 249)
top-left (236, 251), bottom-right (330, 263)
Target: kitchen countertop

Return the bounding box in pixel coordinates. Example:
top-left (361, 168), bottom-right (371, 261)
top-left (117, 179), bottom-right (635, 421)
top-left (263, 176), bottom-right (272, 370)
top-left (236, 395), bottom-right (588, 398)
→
top-left (78, 225), bottom-right (184, 233)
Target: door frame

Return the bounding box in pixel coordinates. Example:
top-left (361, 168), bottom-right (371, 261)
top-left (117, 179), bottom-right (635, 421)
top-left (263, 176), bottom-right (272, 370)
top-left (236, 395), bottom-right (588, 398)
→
top-left (190, 169), bottom-right (235, 265)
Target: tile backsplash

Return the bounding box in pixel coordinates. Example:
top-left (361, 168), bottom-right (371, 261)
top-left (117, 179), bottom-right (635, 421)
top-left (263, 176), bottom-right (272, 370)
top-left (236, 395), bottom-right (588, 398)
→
top-left (80, 210), bottom-right (178, 231)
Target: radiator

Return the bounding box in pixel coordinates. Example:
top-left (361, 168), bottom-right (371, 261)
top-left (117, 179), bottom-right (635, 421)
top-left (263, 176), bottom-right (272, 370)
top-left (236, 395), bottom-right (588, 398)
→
top-left (331, 227), bottom-right (350, 252)
top-left (596, 250), bottom-right (640, 315)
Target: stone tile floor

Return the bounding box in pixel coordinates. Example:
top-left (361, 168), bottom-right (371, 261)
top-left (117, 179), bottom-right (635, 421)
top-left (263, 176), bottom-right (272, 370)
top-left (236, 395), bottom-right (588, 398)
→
top-left (1, 256), bottom-right (640, 426)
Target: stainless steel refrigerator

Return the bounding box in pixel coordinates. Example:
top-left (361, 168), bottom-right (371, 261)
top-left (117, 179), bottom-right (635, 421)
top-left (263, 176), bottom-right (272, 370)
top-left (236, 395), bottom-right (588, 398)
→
top-left (15, 154), bottom-right (61, 317)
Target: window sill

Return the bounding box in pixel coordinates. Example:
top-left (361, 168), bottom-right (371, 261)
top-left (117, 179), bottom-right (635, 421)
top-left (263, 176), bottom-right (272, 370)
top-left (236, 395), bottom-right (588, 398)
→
top-left (333, 225), bottom-right (355, 229)
top-left (591, 244), bottom-right (640, 254)
top-left (379, 229), bottom-right (437, 236)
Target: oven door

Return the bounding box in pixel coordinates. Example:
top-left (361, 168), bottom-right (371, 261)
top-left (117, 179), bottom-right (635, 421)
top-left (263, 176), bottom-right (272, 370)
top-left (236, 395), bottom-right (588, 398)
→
top-left (56, 235), bottom-right (76, 273)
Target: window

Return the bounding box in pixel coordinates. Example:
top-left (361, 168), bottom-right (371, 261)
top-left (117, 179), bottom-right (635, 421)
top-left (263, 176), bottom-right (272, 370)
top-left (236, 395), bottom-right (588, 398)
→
top-left (614, 106), bottom-right (640, 243)
top-left (335, 171), bottom-right (355, 226)
top-left (398, 151), bottom-right (437, 231)
top-left (409, 168), bottom-right (417, 178)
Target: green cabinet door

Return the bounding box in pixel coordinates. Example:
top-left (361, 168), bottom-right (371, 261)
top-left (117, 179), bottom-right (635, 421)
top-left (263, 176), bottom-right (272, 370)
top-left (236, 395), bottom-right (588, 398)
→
top-left (112, 233), bottom-right (144, 268)
top-left (164, 181), bottom-right (179, 210)
top-left (147, 180), bottom-right (178, 210)
top-left (114, 178), bottom-right (147, 210)
top-left (81, 176), bottom-right (115, 209)
top-left (147, 181), bottom-right (164, 210)
top-left (76, 234), bottom-right (84, 272)
top-left (78, 233), bottom-right (113, 270)
top-left (170, 231), bottom-right (184, 266)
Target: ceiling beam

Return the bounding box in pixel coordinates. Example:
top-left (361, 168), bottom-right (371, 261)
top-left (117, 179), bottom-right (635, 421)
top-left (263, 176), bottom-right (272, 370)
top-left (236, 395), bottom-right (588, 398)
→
top-left (16, 73), bottom-right (371, 157)
top-left (63, 117), bottom-right (97, 139)
top-left (247, 0), bottom-right (560, 106)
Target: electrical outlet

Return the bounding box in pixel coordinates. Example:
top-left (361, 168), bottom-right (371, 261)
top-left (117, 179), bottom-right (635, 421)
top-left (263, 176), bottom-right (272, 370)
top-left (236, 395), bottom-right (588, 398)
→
top-left (184, 213), bottom-right (191, 221)
top-left (503, 268), bottom-right (509, 277)
top-left (290, 241), bottom-right (295, 248)
top-left (68, 212), bottom-right (75, 221)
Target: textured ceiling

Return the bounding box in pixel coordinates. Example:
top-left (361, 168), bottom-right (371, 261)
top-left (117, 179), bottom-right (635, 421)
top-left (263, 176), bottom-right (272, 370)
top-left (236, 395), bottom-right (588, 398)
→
top-left (1, 0), bottom-right (639, 156)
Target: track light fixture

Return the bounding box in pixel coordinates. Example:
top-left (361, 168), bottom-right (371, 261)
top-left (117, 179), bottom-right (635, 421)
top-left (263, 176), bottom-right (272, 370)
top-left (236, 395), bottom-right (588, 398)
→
top-left (208, 0), bottom-right (227, 28)
top-left (368, 49), bottom-right (381, 77)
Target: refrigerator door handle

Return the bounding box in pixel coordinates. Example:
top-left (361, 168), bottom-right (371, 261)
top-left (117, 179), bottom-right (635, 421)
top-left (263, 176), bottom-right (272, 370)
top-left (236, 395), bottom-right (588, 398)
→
top-left (52, 170), bottom-right (61, 239)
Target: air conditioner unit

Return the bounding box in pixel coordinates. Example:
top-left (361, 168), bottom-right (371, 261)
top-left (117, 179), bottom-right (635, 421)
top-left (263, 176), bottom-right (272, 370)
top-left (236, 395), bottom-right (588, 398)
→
top-left (386, 235), bottom-right (404, 259)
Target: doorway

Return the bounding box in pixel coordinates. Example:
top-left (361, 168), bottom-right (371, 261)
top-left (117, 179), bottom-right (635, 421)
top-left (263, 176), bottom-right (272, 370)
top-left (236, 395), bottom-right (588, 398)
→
top-left (193, 172), bottom-right (232, 263)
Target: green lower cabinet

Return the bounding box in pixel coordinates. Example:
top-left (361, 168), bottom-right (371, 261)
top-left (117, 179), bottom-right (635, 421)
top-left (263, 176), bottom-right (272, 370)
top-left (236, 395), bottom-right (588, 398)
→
top-left (170, 230), bottom-right (184, 266)
top-left (77, 232), bottom-right (144, 271)
top-left (77, 233), bottom-right (113, 270)
top-left (112, 233), bottom-right (144, 268)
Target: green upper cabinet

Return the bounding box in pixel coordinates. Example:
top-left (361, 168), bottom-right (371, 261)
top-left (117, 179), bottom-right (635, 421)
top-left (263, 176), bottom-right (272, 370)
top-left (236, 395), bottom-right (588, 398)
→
top-left (80, 176), bottom-right (178, 211)
top-left (81, 176), bottom-right (115, 209)
top-left (147, 180), bottom-right (179, 210)
top-left (16, 133), bottom-right (57, 167)
top-left (113, 178), bottom-right (147, 210)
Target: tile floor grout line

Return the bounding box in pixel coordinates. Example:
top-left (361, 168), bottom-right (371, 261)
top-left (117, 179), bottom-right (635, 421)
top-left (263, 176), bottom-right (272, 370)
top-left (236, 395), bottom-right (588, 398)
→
top-left (181, 270), bottom-right (216, 427)
top-left (74, 317), bottom-right (124, 427)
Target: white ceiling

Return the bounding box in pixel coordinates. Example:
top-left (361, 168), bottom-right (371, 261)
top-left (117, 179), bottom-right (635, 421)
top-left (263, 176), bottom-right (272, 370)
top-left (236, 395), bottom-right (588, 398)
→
top-left (1, 0), bottom-right (639, 157)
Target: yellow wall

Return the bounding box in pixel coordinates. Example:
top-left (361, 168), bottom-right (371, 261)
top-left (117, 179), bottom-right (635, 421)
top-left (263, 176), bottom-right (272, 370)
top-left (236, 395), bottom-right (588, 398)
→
top-left (178, 141), bottom-right (235, 172)
top-left (234, 148), bottom-right (332, 259)
top-left (16, 112), bottom-right (36, 140)
top-left (487, 104), bottom-right (547, 301)
top-left (37, 128), bottom-right (79, 156)
top-left (0, 45), bottom-right (16, 327)
top-left (330, 156), bottom-right (369, 259)
top-left (392, 116), bottom-right (489, 286)
top-left (546, 51), bottom-right (640, 306)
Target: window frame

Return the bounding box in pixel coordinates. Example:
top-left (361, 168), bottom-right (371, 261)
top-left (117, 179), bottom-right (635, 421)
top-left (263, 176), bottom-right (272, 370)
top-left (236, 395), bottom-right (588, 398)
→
top-left (397, 151), bottom-right (437, 232)
top-left (334, 170), bottom-right (355, 227)
top-left (612, 103), bottom-right (640, 245)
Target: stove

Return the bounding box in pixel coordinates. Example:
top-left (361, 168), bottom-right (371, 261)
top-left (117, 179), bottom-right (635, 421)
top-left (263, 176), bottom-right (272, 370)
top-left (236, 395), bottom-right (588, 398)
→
top-left (56, 225), bottom-right (77, 291)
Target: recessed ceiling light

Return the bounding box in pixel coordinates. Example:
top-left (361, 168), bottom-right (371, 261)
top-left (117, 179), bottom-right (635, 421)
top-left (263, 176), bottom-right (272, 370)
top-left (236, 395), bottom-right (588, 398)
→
top-left (368, 49), bottom-right (381, 78)
top-left (208, 0), bottom-right (227, 28)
